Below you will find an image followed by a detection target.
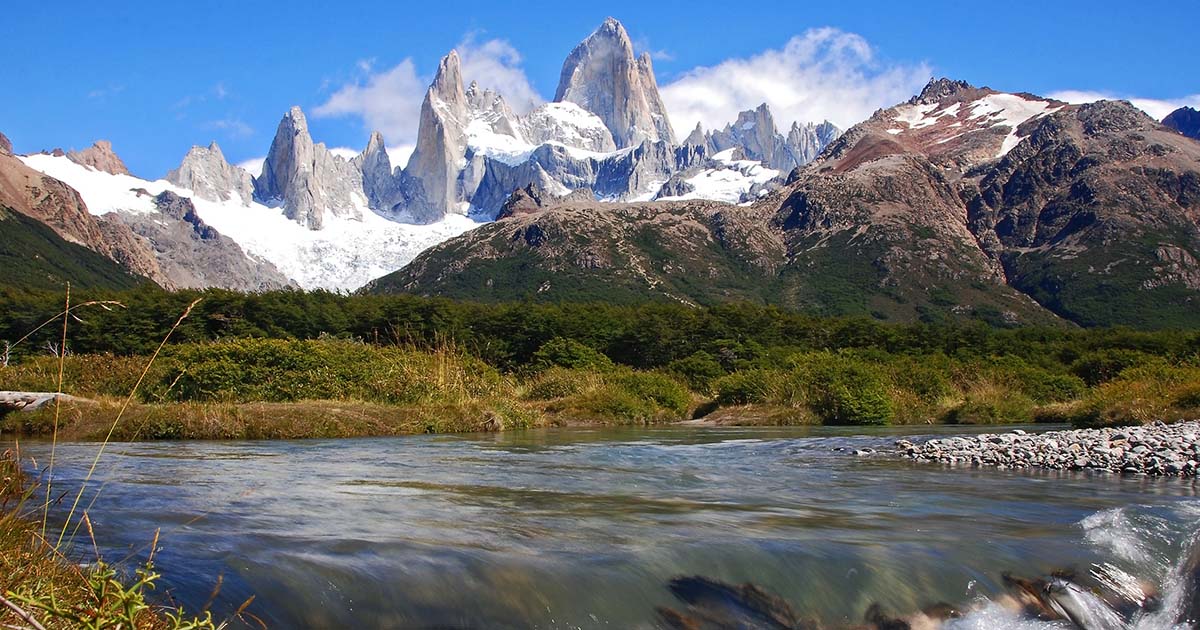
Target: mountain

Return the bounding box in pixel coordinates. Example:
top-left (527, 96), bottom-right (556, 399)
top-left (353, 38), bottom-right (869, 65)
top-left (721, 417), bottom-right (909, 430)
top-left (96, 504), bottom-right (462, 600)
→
top-left (1164, 106), bottom-right (1200, 140)
top-left (11, 17), bottom-right (849, 292)
top-left (253, 106), bottom-right (367, 229)
top-left (166, 142), bottom-right (255, 206)
top-left (0, 204), bottom-right (147, 291)
top-left (0, 143), bottom-right (167, 285)
top-left (367, 79), bottom-right (1200, 329)
top-left (554, 17), bottom-right (675, 148)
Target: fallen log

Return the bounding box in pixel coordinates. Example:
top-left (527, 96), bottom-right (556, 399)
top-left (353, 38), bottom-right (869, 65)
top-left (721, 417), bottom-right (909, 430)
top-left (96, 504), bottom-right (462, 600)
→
top-left (0, 391), bottom-right (90, 413)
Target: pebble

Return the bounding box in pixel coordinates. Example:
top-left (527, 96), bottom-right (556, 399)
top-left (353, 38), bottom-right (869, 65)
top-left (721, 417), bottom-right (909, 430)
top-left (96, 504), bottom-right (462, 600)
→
top-left (892, 421), bottom-right (1200, 477)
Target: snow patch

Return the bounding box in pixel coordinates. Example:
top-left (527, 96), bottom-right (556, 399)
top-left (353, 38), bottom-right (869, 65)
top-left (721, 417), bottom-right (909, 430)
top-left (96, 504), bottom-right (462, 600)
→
top-left (20, 153), bottom-right (479, 291)
top-left (967, 93), bottom-right (1062, 157)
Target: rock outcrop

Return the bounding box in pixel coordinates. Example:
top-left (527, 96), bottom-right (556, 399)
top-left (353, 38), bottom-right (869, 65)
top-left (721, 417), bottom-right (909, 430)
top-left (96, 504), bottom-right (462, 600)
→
top-left (1164, 106), bottom-right (1200, 140)
top-left (253, 106), bottom-right (366, 229)
top-left (404, 51), bottom-right (470, 223)
top-left (119, 191), bottom-right (294, 291)
top-left (352, 131), bottom-right (399, 212)
top-left (0, 132), bottom-right (11, 154)
top-left (166, 142), bottom-right (254, 205)
top-left (66, 140), bottom-right (131, 176)
top-left (705, 104), bottom-right (840, 171)
top-left (520, 102), bottom-right (616, 153)
top-left (553, 17), bottom-right (675, 148)
top-left (0, 149), bottom-right (167, 286)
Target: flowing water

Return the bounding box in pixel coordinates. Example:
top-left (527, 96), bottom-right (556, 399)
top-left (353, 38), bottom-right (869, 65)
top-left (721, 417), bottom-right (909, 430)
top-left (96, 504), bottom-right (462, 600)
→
top-left (20, 425), bottom-right (1200, 629)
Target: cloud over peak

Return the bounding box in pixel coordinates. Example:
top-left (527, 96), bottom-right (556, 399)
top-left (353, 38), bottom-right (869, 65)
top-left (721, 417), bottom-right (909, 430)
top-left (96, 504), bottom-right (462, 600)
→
top-left (1047, 90), bottom-right (1200, 121)
top-left (659, 27), bottom-right (932, 133)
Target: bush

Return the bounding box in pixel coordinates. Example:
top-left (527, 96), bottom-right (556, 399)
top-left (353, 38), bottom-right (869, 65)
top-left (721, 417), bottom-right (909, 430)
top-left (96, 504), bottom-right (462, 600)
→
top-left (793, 354), bottom-right (893, 425)
top-left (714, 370), bottom-right (778, 405)
top-left (1070, 349), bottom-right (1153, 386)
top-left (612, 371), bottom-right (691, 415)
top-left (945, 383), bottom-right (1035, 424)
top-left (530, 337), bottom-right (613, 372)
top-left (524, 367), bottom-right (592, 400)
top-left (666, 351), bottom-right (726, 393)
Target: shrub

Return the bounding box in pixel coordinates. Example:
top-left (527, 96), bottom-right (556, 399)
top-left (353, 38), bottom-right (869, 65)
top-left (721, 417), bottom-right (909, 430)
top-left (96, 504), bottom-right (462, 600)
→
top-left (530, 337), bottom-right (613, 372)
top-left (666, 351), bottom-right (726, 393)
top-left (714, 370), bottom-right (778, 406)
top-left (945, 383), bottom-right (1035, 424)
top-left (1070, 349), bottom-right (1153, 386)
top-left (524, 367), bottom-right (592, 400)
top-left (792, 354), bottom-right (894, 425)
top-left (611, 371), bottom-right (691, 415)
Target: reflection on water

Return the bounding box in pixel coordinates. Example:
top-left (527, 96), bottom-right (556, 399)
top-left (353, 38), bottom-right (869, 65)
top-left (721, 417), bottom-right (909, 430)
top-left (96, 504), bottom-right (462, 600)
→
top-left (20, 425), bottom-right (1200, 629)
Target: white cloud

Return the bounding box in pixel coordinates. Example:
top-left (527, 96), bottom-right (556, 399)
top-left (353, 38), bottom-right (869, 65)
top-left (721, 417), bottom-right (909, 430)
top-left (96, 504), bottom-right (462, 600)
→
top-left (314, 59), bottom-right (427, 145)
top-left (206, 117), bottom-right (254, 138)
top-left (315, 35), bottom-right (542, 149)
top-left (237, 156), bottom-right (265, 178)
top-left (386, 144), bottom-right (415, 170)
top-left (1047, 90), bottom-right (1200, 121)
top-left (329, 147), bottom-right (359, 161)
top-left (660, 27), bottom-right (931, 133)
top-left (456, 34), bottom-right (543, 113)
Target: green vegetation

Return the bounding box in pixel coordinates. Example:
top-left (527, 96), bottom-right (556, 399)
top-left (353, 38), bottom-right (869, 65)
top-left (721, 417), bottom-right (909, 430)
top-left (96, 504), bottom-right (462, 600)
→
top-left (0, 206), bottom-right (146, 292)
top-left (0, 288), bottom-right (1198, 435)
top-left (1, 449), bottom-right (226, 628)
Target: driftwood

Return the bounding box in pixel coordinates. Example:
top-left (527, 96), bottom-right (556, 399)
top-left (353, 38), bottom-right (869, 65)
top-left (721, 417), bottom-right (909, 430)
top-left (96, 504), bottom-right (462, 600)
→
top-left (0, 391), bottom-right (90, 413)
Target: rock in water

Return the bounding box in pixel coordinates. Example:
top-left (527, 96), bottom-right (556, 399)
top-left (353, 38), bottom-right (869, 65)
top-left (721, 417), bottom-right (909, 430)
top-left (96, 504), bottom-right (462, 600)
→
top-left (553, 17), bottom-right (675, 148)
top-left (166, 141), bottom-right (255, 206)
top-left (253, 106), bottom-right (366, 230)
top-left (66, 140), bottom-right (131, 176)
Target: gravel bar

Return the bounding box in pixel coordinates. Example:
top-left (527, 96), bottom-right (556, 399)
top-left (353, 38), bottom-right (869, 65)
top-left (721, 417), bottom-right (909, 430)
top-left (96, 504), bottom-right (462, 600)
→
top-left (893, 421), bottom-right (1200, 477)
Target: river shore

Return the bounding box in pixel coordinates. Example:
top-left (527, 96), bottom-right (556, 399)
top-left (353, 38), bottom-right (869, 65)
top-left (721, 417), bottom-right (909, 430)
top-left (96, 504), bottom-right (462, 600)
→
top-left (895, 420), bottom-right (1200, 476)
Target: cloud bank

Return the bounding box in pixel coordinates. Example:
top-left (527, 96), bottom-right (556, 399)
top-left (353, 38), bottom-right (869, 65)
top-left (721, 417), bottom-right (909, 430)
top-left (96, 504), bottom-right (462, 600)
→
top-left (659, 28), bottom-right (932, 133)
top-left (1047, 90), bottom-right (1200, 121)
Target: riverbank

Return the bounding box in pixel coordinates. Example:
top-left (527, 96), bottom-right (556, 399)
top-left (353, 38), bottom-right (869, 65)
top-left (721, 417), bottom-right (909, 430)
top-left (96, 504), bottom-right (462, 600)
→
top-left (895, 420), bottom-right (1200, 476)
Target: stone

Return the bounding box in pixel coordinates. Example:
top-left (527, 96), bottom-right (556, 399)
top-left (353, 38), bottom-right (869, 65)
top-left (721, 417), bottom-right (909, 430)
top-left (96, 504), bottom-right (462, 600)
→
top-left (66, 140), bottom-right (131, 176)
top-left (166, 142), bottom-right (254, 206)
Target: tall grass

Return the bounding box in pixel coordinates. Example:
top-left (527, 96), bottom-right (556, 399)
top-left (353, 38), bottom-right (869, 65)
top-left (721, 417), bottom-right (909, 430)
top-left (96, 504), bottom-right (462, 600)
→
top-left (0, 295), bottom-right (231, 629)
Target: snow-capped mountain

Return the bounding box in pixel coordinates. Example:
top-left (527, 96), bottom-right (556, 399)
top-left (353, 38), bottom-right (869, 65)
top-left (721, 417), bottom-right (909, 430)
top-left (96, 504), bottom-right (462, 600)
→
top-left (13, 17), bottom-right (841, 292)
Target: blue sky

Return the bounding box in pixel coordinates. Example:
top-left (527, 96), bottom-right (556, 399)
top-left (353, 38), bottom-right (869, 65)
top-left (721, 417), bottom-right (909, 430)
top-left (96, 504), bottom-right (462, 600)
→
top-left (3, 0), bottom-right (1197, 177)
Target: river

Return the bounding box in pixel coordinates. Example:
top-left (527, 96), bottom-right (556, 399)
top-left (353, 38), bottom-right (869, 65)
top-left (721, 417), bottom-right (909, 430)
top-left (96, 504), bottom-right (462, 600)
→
top-left (21, 425), bottom-right (1200, 628)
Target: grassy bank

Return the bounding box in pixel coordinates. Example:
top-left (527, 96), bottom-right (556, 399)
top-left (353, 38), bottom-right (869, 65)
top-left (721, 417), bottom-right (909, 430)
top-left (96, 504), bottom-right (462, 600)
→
top-left (3, 337), bottom-right (1197, 439)
top-left (1, 448), bottom-right (228, 629)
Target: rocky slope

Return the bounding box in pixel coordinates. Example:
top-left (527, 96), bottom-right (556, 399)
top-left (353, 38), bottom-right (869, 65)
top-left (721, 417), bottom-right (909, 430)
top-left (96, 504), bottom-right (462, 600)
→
top-left (0, 204), bottom-right (147, 291)
top-left (1165, 106), bottom-right (1200, 140)
top-left (0, 144), bottom-right (167, 286)
top-left (368, 79), bottom-right (1200, 329)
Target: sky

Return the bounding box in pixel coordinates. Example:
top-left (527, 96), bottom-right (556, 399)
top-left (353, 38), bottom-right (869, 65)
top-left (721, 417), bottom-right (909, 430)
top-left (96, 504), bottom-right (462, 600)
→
top-left (2, 0), bottom-right (1197, 178)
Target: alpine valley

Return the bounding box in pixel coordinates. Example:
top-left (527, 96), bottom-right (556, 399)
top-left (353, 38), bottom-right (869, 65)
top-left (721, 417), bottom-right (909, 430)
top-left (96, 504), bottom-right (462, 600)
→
top-left (4, 18), bottom-right (1200, 328)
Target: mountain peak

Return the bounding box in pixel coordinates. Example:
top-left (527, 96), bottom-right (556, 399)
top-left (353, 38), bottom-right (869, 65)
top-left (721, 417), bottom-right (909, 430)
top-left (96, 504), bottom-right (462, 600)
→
top-left (167, 141), bottom-right (254, 206)
top-left (66, 140), bottom-right (131, 176)
top-left (554, 18), bottom-right (674, 147)
top-left (911, 78), bottom-right (976, 105)
top-left (1163, 106), bottom-right (1200, 140)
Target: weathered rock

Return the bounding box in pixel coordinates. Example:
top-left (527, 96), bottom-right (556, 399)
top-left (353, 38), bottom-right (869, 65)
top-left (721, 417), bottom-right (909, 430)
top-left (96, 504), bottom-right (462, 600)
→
top-left (66, 140), bottom-right (131, 176)
top-left (1164, 106), bottom-right (1200, 141)
top-left (520, 102), bottom-right (616, 153)
top-left (166, 141), bottom-right (254, 206)
top-left (0, 132), bottom-right (11, 154)
top-left (253, 106), bottom-right (366, 230)
top-left (404, 51), bottom-right (470, 223)
top-left (553, 17), bottom-right (675, 148)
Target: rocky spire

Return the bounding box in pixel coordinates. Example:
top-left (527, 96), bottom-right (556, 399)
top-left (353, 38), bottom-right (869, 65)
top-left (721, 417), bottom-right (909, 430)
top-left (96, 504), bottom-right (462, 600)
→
top-left (553, 17), bottom-right (676, 148)
top-left (682, 123), bottom-right (707, 149)
top-left (353, 131), bottom-right (398, 211)
top-left (404, 51), bottom-right (470, 223)
top-left (67, 140), bottom-right (131, 176)
top-left (166, 141), bottom-right (255, 206)
top-left (254, 106), bottom-right (365, 230)
top-left (785, 121), bottom-right (841, 166)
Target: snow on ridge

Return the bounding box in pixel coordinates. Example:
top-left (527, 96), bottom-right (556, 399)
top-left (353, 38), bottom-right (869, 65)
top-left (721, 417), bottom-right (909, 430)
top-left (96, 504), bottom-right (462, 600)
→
top-left (19, 153), bottom-right (479, 291)
top-left (967, 93), bottom-right (1062, 157)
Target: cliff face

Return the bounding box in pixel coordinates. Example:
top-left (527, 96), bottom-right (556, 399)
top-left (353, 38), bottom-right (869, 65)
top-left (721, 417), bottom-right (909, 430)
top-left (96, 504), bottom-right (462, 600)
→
top-left (0, 147), bottom-right (168, 287)
top-left (553, 17), bottom-right (675, 149)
